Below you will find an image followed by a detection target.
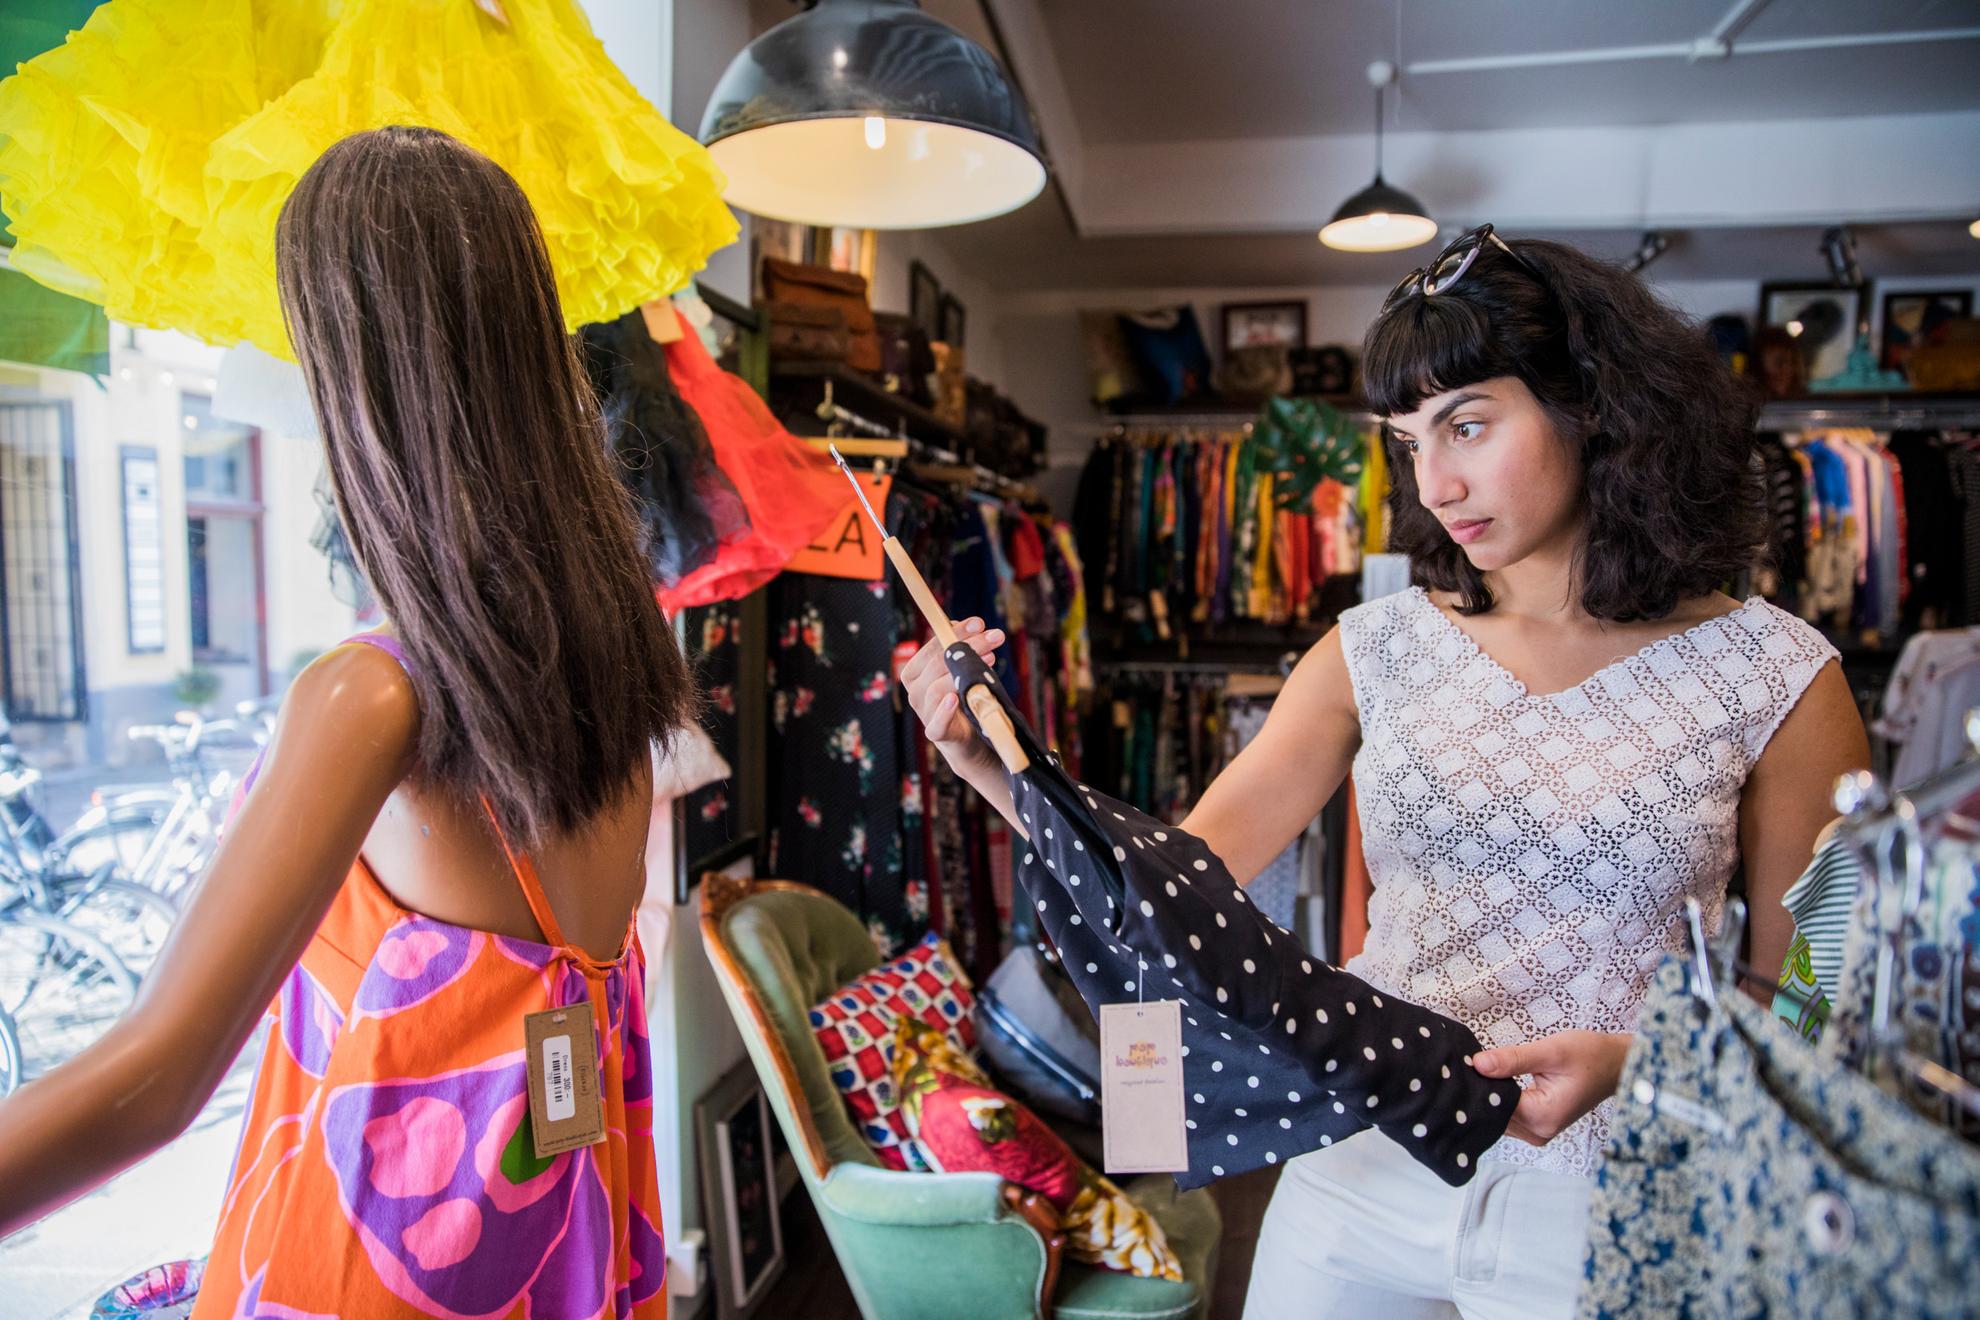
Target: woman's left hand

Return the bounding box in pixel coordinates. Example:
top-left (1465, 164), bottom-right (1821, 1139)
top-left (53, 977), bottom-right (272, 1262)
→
top-left (1471, 1031), bottom-right (1634, 1147)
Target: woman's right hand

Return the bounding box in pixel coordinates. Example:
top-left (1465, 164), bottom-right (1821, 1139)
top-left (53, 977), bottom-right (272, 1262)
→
top-left (900, 617), bottom-right (1006, 780)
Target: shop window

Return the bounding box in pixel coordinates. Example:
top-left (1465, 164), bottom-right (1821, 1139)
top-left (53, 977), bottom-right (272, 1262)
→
top-left (181, 393), bottom-right (254, 502)
top-left (0, 400), bottom-right (87, 723)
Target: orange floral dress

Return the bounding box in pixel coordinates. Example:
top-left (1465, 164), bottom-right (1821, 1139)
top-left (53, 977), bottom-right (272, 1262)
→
top-left (192, 634), bottom-right (666, 1318)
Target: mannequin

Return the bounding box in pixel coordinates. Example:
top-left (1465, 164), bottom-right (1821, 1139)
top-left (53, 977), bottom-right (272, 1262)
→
top-left (0, 127), bottom-right (686, 1317)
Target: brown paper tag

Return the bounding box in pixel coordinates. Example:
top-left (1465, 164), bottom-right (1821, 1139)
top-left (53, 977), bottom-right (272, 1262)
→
top-left (640, 300), bottom-right (685, 344)
top-left (1099, 1000), bottom-right (1189, 1174)
top-left (524, 1001), bottom-right (606, 1158)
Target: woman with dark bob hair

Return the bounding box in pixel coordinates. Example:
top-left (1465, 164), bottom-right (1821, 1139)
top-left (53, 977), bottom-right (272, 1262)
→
top-left (903, 226), bottom-right (1866, 1316)
top-left (0, 128), bottom-right (690, 1313)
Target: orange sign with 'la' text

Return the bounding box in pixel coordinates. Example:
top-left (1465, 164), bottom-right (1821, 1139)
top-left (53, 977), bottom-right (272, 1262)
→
top-left (786, 473), bottom-right (893, 580)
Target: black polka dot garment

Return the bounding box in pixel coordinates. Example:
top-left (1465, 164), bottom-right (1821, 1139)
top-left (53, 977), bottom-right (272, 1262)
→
top-left (945, 644), bottom-right (1518, 1189)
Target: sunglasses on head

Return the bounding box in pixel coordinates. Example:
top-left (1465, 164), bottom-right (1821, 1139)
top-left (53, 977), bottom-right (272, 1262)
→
top-left (1378, 224), bottom-right (1547, 319)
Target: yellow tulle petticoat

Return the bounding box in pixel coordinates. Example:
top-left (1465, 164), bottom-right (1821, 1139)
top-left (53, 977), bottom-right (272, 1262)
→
top-left (0, 0), bottom-right (736, 359)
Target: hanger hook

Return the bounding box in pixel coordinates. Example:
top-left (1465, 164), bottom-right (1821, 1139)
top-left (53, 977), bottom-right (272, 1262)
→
top-left (1683, 895), bottom-right (1719, 1012)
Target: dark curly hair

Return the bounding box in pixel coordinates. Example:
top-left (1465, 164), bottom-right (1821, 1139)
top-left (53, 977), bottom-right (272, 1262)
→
top-left (1362, 237), bottom-right (1764, 622)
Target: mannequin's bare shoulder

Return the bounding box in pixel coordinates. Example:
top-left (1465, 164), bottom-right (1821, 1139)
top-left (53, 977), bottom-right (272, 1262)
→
top-left (274, 640), bottom-right (421, 774)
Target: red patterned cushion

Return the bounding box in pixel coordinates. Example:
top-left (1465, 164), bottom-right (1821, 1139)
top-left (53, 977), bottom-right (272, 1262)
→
top-left (809, 932), bottom-right (976, 1170)
top-left (915, 1082), bottom-right (1084, 1206)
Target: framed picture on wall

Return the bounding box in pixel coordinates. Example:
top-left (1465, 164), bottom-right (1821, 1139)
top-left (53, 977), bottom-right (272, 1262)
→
top-left (1758, 282), bottom-right (1863, 384)
top-left (939, 292), bottom-right (967, 349)
top-left (1879, 287), bottom-right (1972, 374)
top-left (910, 260), bottom-right (943, 342)
top-left (810, 226), bottom-right (877, 284)
top-left (749, 217), bottom-right (810, 301)
top-left (696, 1060), bottom-right (785, 1318)
top-left (1222, 300), bottom-right (1308, 353)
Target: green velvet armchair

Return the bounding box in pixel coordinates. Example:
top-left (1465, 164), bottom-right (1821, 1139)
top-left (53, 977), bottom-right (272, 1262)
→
top-left (700, 876), bottom-right (1221, 1320)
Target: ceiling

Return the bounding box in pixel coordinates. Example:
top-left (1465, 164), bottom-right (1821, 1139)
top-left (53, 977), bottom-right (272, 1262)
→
top-left (1039, 0), bottom-right (1980, 142)
top-left (905, 0), bottom-right (1980, 288)
top-left (938, 204), bottom-right (1980, 291)
top-left (694, 2), bottom-right (1980, 287)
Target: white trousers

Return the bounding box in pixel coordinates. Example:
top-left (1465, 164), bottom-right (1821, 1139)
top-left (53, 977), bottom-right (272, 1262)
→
top-left (1241, 1129), bottom-right (1592, 1320)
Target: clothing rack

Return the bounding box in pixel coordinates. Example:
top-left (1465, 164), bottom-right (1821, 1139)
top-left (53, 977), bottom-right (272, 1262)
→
top-left (1758, 393), bottom-right (1980, 431)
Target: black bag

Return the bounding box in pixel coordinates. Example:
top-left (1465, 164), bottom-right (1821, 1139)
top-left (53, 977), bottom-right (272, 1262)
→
top-left (973, 941), bottom-right (1102, 1129)
top-left (874, 312), bottom-right (936, 406)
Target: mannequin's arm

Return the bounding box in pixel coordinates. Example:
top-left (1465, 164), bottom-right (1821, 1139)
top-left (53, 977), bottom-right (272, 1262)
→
top-left (0, 643), bottom-right (417, 1237)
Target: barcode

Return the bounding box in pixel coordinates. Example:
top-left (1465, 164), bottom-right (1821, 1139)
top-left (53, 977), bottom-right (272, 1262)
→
top-left (543, 1034), bottom-right (575, 1121)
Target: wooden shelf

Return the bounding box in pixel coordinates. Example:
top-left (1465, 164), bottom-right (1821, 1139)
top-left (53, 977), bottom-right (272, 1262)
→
top-left (768, 361), bottom-right (963, 449)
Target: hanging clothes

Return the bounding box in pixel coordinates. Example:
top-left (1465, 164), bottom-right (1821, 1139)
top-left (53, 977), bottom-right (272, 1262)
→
top-left (1578, 958), bottom-right (1980, 1319)
top-left (581, 309), bottom-right (748, 588)
top-left (766, 569), bottom-right (910, 956)
top-left (659, 307), bottom-right (847, 611)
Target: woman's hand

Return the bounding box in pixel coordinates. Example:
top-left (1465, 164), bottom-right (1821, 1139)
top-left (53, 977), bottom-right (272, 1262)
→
top-left (899, 617), bottom-right (1006, 782)
top-left (1472, 1031), bottom-right (1633, 1147)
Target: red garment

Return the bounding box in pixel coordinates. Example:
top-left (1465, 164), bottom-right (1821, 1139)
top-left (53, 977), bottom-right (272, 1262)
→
top-left (1006, 514), bottom-right (1048, 580)
top-left (659, 309), bottom-right (847, 612)
top-left (1884, 448), bottom-right (1909, 605)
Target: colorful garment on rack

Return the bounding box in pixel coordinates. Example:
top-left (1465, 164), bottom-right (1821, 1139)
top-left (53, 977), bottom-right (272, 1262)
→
top-left (0, 0), bottom-right (735, 358)
top-left (1771, 836), bottom-right (1859, 1040)
top-left (677, 600), bottom-right (743, 873)
top-left (195, 634), bottom-right (667, 1319)
top-left (1821, 824), bottom-right (1980, 1140)
top-left (1873, 627), bottom-right (1980, 789)
top-left (1578, 958), bottom-right (1980, 1319)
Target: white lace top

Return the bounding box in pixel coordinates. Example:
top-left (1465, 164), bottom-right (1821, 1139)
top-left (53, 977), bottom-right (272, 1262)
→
top-left (1339, 587), bottom-right (1837, 1176)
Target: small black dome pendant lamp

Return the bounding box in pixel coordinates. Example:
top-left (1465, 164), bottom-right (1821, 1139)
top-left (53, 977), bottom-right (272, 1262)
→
top-left (1320, 61), bottom-right (1436, 253)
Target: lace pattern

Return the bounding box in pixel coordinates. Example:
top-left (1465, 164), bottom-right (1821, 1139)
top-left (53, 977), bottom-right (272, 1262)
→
top-left (1340, 588), bottom-right (1837, 1176)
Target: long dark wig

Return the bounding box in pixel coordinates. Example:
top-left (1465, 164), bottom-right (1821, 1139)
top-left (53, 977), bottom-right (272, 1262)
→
top-left (1361, 237), bottom-right (1765, 621)
top-left (276, 126), bottom-right (695, 845)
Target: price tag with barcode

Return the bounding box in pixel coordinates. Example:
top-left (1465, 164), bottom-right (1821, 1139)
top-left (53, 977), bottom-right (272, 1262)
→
top-left (523, 1000), bottom-right (606, 1158)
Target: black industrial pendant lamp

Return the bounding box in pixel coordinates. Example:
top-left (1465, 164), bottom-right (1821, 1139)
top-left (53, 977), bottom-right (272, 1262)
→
top-left (1319, 61), bottom-right (1437, 253)
top-left (699, 0), bottom-right (1048, 230)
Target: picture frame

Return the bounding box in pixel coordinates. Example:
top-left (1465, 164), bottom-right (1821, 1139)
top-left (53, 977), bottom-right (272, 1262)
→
top-left (749, 217), bottom-right (810, 301)
top-left (1879, 287), bottom-right (1972, 374)
top-left (1222, 300), bottom-right (1308, 353)
top-left (695, 1060), bottom-right (786, 1318)
top-left (1757, 282), bottom-right (1864, 385)
top-left (939, 292), bottom-right (967, 349)
top-left (811, 225), bottom-right (877, 284)
top-left (909, 260), bottom-right (943, 342)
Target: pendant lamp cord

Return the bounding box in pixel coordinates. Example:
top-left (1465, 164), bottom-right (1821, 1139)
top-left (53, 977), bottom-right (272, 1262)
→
top-left (1372, 86), bottom-right (1385, 184)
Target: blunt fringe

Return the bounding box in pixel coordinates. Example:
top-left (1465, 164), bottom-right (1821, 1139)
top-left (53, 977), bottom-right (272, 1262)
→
top-left (276, 126), bottom-right (695, 846)
top-left (1361, 237), bottom-right (1766, 622)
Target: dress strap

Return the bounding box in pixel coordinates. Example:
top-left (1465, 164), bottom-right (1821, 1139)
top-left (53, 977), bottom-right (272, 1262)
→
top-left (478, 796), bottom-right (571, 952)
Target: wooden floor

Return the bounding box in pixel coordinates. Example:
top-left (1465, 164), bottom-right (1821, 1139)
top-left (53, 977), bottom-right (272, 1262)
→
top-left (749, 1165), bottom-right (1280, 1319)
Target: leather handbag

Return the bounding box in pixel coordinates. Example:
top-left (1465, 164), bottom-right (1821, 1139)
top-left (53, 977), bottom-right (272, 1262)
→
top-left (761, 257), bottom-right (880, 373)
top-left (765, 301), bottom-right (851, 364)
top-left (873, 311), bottom-right (936, 406)
top-left (931, 341), bottom-right (967, 429)
top-left (1214, 343), bottom-right (1293, 399)
top-left (972, 940), bottom-right (1103, 1130)
top-left (1289, 345), bottom-right (1356, 396)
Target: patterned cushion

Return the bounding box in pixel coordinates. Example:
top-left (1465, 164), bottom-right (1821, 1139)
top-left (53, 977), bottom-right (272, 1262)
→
top-left (808, 932), bottom-right (976, 1170)
top-left (890, 1018), bottom-right (1183, 1280)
